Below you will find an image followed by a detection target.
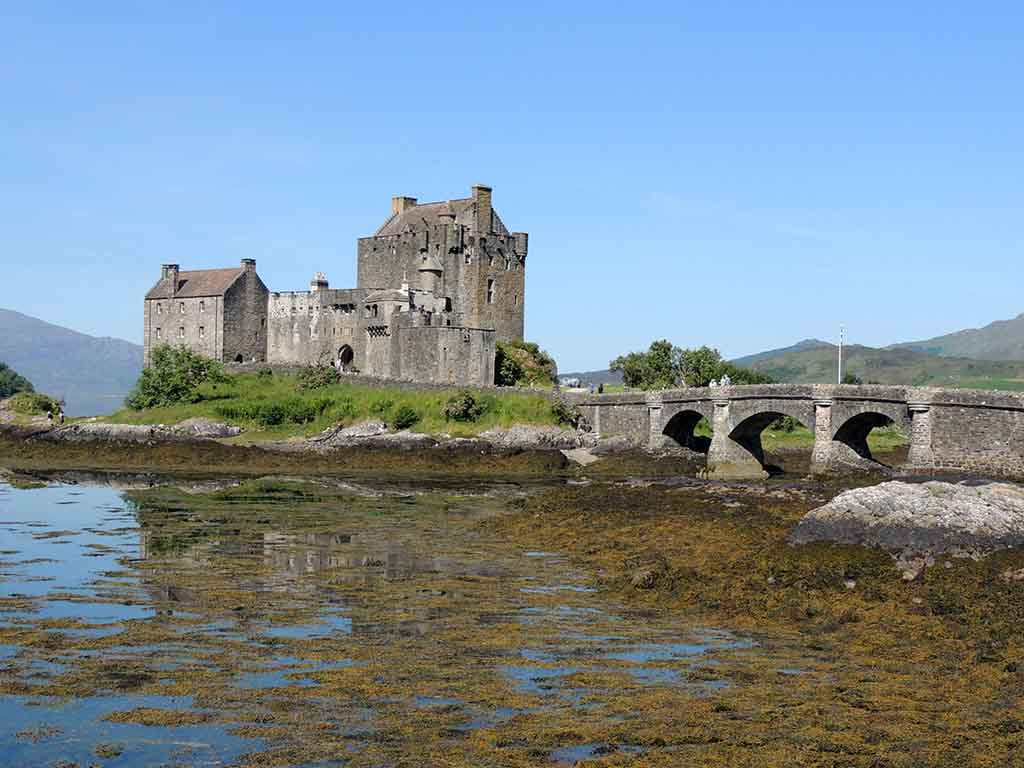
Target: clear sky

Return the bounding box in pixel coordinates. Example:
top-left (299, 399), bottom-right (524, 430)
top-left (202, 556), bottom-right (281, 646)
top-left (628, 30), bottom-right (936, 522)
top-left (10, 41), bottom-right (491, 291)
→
top-left (1, 2), bottom-right (1021, 371)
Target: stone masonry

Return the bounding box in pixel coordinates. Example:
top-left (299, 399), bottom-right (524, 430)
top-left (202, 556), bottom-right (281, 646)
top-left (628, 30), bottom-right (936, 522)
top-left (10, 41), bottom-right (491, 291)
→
top-left (143, 184), bottom-right (525, 386)
top-left (568, 384), bottom-right (1024, 480)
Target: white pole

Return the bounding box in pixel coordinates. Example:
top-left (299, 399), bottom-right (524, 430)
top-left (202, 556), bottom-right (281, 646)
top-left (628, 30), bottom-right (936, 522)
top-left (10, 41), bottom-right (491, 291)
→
top-left (838, 324), bottom-right (844, 384)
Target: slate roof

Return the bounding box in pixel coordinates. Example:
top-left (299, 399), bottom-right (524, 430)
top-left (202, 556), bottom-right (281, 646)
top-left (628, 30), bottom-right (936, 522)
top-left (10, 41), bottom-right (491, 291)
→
top-left (145, 268), bottom-right (245, 300)
top-left (374, 198), bottom-right (510, 237)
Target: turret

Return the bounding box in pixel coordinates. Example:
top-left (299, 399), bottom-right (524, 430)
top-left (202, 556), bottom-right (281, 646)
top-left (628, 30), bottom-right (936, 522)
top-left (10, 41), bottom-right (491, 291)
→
top-left (418, 252), bottom-right (443, 295)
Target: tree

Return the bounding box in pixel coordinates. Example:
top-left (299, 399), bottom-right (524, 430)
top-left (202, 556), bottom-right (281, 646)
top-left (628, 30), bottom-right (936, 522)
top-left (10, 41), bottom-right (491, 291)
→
top-left (610, 341), bottom-right (775, 390)
top-left (609, 340), bottom-right (681, 390)
top-left (0, 362), bottom-right (34, 399)
top-left (842, 372), bottom-right (864, 385)
top-left (126, 345), bottom-right (227, 409)
top-left (678, 346), bottom-right (724, 387)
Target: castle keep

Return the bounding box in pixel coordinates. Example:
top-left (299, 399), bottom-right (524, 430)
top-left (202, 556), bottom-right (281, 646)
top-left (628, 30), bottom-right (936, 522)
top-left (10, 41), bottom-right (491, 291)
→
top-left (143, 184), bottom-right (528, 386)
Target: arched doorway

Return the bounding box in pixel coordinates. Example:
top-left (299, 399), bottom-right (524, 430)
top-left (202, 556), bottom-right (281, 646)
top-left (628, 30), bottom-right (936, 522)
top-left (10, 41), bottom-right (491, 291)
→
top-left (337, 345), bottom-right (354, 372)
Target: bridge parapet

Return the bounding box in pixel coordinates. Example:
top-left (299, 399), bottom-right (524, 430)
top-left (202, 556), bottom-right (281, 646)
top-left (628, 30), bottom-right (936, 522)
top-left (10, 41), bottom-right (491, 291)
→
top-left (570, 384), bottom-right (1024, 480)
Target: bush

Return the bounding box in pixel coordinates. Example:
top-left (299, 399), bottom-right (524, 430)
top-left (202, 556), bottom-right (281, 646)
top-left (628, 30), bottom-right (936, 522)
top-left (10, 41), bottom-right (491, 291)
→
top-left (392, 405), bottom-right (420, 430)
top-left (494, 340), bottom-right (557, 387)
top-left (551, 401), bottom-right (588, 430)
top-left (126, 345), bottom-right (227, 409)
top-left (257, 368), bottom-right (274, 380)
top-left (444, 391), bottom-right (486, 422)
top-left (9, 392), bottom-right (60, 416)
top-left (769, 415), bottom-right (801, 433)
top-left (297, 364), bottom-right (337, 391)
top-left (370, 397), bottom-right (395, 417)
top-left (0, 362), bottom-right (34, 399)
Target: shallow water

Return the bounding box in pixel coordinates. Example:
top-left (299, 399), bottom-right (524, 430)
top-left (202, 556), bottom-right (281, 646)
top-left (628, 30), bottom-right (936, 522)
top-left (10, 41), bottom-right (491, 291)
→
top-left (0, 476), bottom-right (772, 766)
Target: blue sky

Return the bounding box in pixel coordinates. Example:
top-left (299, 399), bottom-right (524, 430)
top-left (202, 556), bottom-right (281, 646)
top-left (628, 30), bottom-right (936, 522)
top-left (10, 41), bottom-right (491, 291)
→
top-left (1, 2), bottom-right (1021, 371)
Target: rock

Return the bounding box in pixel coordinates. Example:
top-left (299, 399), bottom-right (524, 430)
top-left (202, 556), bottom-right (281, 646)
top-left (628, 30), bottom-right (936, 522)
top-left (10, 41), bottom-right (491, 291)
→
top-left (562, 447), bottom-right (600, 466)
top-left (789, 480), bottom-right (1024, 571)
top-left (630, 568), bottom-right (660, 589)
top-left (173, 417), bottom-right (242, 439)
top-left (308, 421), bottom-right (437, 450)
top-left (590, 435), bottom-right (644, 455)
top-left (478, 425), bottom-right (596, 451)
top-left (48, 423), bottom-right (182, 444)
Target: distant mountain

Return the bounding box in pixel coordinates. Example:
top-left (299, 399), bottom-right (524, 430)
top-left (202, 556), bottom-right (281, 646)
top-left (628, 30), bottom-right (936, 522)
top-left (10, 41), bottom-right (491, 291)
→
top-left (891, 312), bottom-right (1024, 362)
top-left (731, 338), bottom-right (832, 368)
top-left (559, 368), bottom-right (624, 387)
top-left (0, 309), bottom-right (143, 416)
top-left (741, 342), bottom-right (1024, 390)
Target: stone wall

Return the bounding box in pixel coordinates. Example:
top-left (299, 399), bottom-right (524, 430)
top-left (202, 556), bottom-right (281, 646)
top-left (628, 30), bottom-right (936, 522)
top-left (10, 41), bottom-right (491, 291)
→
top-left (570, 384), bottom-right (1024, 480)
top-left (221, 267), bottom-right (269, 363)
top-left (266, 288), bottom-right (365, 368)
top-left (143, 295), bottom-right (223, 366)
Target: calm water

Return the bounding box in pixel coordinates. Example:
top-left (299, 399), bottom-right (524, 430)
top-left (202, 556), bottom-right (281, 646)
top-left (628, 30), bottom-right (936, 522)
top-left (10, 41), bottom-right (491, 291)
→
top-left (0, 476), bottom-right (766, 767)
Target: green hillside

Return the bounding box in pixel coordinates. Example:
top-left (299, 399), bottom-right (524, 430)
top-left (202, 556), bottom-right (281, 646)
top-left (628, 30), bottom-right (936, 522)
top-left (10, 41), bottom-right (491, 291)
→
top-left (891, 312), bottom-right (1024, 361)
top-left (745, 343), bottom-right (1024, 390)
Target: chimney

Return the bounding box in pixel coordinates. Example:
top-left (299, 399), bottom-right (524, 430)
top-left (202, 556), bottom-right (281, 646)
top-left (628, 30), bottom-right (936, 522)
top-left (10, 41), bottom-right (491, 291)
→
top-left (392, 196), bottom-right (418, 215)
top-left (472, 184), bottom-right (492, 233)
top-left (161, 264), bottom-right (179, 296)
top-left (241, 258), bottom-right (256, 273)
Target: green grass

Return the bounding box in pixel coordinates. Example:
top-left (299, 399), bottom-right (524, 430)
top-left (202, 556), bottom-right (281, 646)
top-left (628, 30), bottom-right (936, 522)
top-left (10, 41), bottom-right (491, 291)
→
top-left (107, 372), bottom-right (560, 440)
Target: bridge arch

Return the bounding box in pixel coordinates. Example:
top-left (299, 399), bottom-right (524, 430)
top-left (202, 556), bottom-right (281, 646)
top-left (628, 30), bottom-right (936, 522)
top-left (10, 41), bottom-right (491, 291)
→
top-left (662, 409), bottom-right (712, 453)
top-left (726, 410), bottom-right (814, 475)
top-left (830, 410), bottom-right (909, 468)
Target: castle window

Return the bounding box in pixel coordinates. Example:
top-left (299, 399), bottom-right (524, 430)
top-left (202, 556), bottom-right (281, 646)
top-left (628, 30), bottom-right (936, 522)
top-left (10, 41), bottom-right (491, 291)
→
top-left (199, 326), bottom-right (205, 339)
top-left (444, 297), bottom-right (452, 312)
top-left (465, 252), bottom-right (471, 265)
top-left (178, 327), bottom-right (185, 339)
top-left (155, 328), bottom-right (162, 340)
top-left (156, 304), bottom-right (163, 315)
top-left (514, 294), bottom-right (519, 306)
top-left (488, 253), bottom-right (494, 267)
top-left (261, 318), bottom-right (266, 328)
top-left (486, 279), bottom-right (495, 304)
top-left (179, 302), bottom-right (185, 314)
top-left (505, 257), bottom-right (511, 271)
top-left (373, 305), bottom-right (379, 318)
top-left (199, 300), bottom-right (205, 313)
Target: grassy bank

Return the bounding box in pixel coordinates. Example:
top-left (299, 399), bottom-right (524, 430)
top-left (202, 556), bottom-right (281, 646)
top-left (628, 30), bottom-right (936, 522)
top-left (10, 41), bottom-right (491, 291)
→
top-left (108, 371), bottom-right (560, 441)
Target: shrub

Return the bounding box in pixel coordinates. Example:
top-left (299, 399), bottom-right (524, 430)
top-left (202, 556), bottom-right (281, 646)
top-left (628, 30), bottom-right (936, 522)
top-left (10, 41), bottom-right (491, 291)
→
top-left (126, 345), bottom-right (227, 409)
top-left (9, 392), bottom-right (60, 416)
top-left (769, 415), bottom-right (801, 433)
top-left (551, 400), bottom-right (588, 430)
top-left (370, 397), bottom-right (395, 417)
top-left (257, 368), bottom-right (274, 380)
top-left (392, 405), bottom-right (420, 430)
top-left (494, 340), bottom-right (557, 387)
top-left (297, 364), bottom-right (337, 391)
top-left (444, 391), bottom-right (486, 422)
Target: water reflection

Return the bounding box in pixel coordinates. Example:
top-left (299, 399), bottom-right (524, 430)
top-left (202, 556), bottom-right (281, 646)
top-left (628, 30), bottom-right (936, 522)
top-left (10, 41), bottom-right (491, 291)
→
top-left (0, 476), bottom-right (769, 767)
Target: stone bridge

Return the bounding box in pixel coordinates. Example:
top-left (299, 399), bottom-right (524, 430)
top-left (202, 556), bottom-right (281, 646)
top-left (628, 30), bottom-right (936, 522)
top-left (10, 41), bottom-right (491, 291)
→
top-left (567, 384), bottom-right (1024, 479)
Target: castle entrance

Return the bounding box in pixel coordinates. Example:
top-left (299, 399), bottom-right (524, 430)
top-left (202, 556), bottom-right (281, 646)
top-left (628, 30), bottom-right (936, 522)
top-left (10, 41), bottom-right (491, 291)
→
top-left (337, 345), bottom-right (354, 371)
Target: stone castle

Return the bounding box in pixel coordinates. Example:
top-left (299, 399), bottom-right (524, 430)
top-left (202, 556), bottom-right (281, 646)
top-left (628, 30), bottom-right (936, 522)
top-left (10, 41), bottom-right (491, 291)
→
top-left (143, 184), bottom-right (528, 386)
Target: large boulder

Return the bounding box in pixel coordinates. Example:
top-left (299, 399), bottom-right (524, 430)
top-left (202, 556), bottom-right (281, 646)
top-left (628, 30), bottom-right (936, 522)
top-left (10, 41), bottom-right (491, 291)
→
top-left (478, 425), bottom-right (596, 451)
top-left (173, 417), bottom-right (242, 439)
top-left (790, 480), bottom-right (1024, 574)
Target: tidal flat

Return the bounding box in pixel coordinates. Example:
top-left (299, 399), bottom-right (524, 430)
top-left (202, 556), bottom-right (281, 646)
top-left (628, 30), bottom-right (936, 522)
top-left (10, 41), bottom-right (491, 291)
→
top-left (1, 471), bottom-right (1022, 767)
